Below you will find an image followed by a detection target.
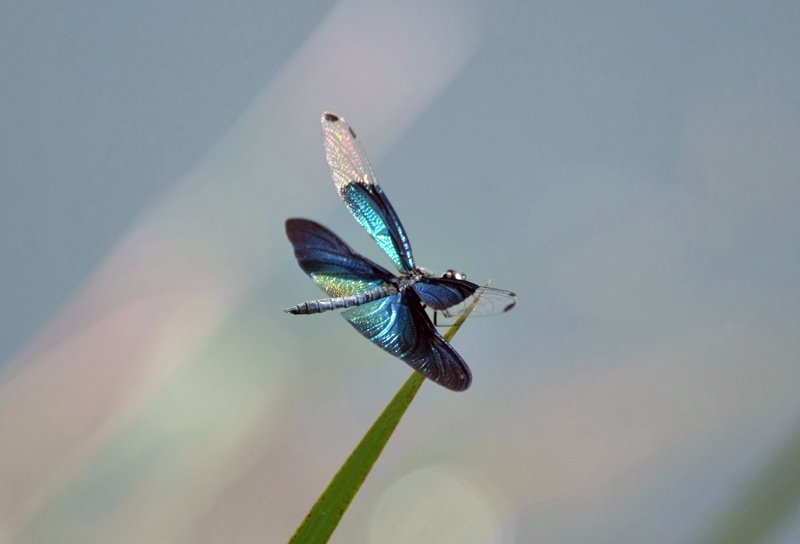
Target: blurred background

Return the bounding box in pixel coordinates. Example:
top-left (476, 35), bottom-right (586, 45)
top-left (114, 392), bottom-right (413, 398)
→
top-left (2, 1), bottom-right (799, 542)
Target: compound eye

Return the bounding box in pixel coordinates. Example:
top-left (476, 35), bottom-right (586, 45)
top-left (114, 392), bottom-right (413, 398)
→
top-left (443, 269), bottom-right (466, 280)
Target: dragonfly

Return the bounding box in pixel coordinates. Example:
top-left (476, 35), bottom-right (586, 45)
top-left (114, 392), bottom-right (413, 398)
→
top-left (285, 112), bottom-right (516, 391)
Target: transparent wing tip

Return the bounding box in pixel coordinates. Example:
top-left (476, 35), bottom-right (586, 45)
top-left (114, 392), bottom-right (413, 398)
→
top-left (502, 292), bottom-right (517, 312)
top-left (322, 111), bottom-right (358, 139)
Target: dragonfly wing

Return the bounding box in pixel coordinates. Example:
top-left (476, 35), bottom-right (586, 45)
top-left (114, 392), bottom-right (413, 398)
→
top-left (441, 285), bottom-right (517, 318)
top-left (414, 277), bottom-right (516, 317)
top-left (341, 291), bottom-right (472, 391)
top-left (413, 277), bottom-right (478, 311)
top-left (286, 218), bottom-right (394, 297)
top-left (321, 112), bottom-right (415, 272)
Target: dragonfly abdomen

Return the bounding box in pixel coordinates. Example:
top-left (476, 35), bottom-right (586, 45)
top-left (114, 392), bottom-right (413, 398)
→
top-left (285, 285), bottom-right (396, 315)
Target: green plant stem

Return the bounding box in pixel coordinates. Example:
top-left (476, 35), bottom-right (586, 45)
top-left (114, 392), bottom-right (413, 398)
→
top-left (287, 307), bottom-right (475, 544)
top-left (287, 371), bottom-right (425, 544)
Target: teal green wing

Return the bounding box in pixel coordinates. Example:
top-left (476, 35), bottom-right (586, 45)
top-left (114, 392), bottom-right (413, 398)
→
top-left (321, 112), bottom-right (415, 273)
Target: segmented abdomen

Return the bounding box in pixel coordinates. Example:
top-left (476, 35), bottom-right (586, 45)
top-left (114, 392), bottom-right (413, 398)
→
top-left (285, 285), bottom-right (395, 315)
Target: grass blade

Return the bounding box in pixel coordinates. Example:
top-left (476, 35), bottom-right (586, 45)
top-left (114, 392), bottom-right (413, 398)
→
top-left (287, 287), bottom-right (485, 544)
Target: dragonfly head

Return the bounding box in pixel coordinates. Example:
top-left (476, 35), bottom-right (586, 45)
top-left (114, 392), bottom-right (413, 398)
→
top-left (442, 269), bottom-right (467, 281)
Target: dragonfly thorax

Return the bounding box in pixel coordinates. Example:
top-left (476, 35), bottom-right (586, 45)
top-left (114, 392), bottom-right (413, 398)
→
top-left (398, 267), bottom-right (428, 291)
top-left (405, 267), bottom-right (467, 286)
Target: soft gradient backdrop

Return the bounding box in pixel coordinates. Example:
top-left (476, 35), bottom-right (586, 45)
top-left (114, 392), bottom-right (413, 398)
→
top-left (2, 1), bottom-right (799, 543)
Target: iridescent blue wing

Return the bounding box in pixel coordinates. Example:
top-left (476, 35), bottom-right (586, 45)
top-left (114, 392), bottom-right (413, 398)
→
top-left (321, 112), bottom-right (415, 273)
top-left (286, 218), bottom-right (395, 297)
top-left (413, 278), bottom-right (478, 311)
top-left (341, 289), bottom-right (471, 391)
top-left (414, 278), bottom-right (517, 317)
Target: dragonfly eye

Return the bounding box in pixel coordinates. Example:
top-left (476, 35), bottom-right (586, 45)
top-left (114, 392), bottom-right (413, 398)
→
top-left (442, 269), bottom-right (466, 280)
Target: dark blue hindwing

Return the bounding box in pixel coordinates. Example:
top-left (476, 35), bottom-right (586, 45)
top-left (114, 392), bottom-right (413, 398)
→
top-left (341, 289), bottom-right (472, 391)
top-left (286, 219), bottom-right (394, 297)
